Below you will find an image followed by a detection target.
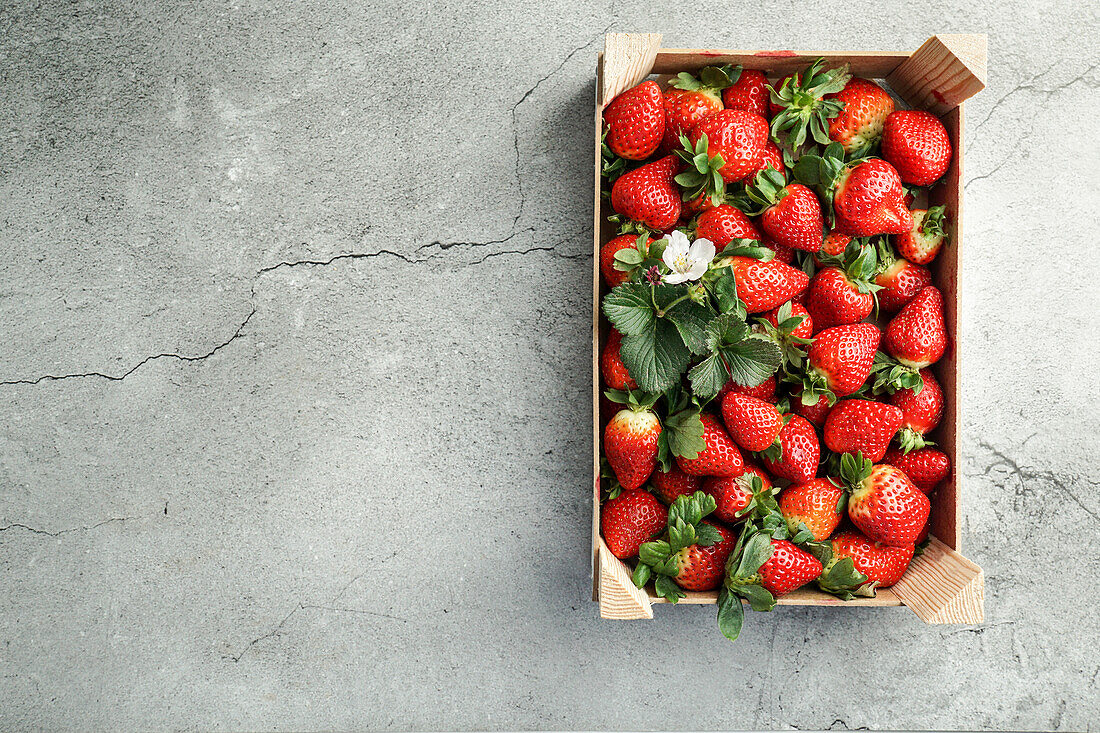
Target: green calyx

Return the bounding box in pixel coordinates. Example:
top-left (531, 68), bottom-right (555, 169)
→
top-left (601, 128), bottom-right (629, 182)
top-left (670, 64), bottom-right (742, 93)
top-left (675, 133), bottom-right (727, 206)
top-left (611, 232), bottom-right (669, 281)
top-left (740, 166), bottom-right (789, 216)
top-left (723, 531), bottom-right (778, 610)
top-left (810, 541), bottom-right (877, 600)
top-left (896, 426), bottom-right (935, 454)
top-left (768, 59), bottom-right (852, 149)
top-left (921, 205), bottom-right (948, 238)
top-left (603, 387), bottom-right (660, 411)
top-left (754, 300), bottom-right (814, 371)
top-left (791, 142), bottom-right (850, 217)
top-left (837, 451), bottom-right (873, 490)
top-left (655, 385), bottom-right (706, 469)
top-left (633, 490), bottom-right (722, 602)
top-left (869, 351), bottom-right (926, 395)
top-left (687, 312), bottom-right (783, 401)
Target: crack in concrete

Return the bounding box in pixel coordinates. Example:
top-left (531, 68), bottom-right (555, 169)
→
top-left (0, 516), bottom-right (131, 537)
top-left (977, 440), bottom-right (1099, 523)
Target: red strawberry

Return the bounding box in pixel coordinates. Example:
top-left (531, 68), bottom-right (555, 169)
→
top-left (602, 80), bottom-right (665, 160)
top-left (604, 407), bottom-right (661, 490)
top-left (718, 375), bottom-right (778, 404)
top-left (600, 234), bottom-right (653, 288)
top-left (820, 528), bottom-right (914, 592)
top-left (875, 240), bottom-right (932, 312)
top-left (758, 538), bottom-right (823, 595)
top-left (894, 206), bottom-right (948, 265)
top-left (833, 158), bottom-right (912, 237)
top-left (665, 521), bottom-right (738, 591)
top-left (650, 464), bottom-right (702, 504)
top-left (722, 68), bottom-right (769, 118)
top-left (721, 256), bottom-right (809, 313)
top-left (721, 392), bottom-right (784, 453)
top-left (814, 231), bottom-right (851, 267)
top-left (661, 67), bottom-right (735, 152)
top-left (694, 204), bottom-right (762, 251)
top-left (600, 329), bottom-right (637, 391)
top-left (761, 414), bottom-right (819, 484)
top-left (883, 446), bottom-right (950, 494)
top-left (684, 191), bottom-right (719, 215)
top-left (676, 413), bottom-right (745, 477)
top-left (840, 452), bottom-right (930, 547)
top-left (600, 488), bottom-right (667, 559)
top-left (888, 369), bottom-right (943, 453)
top-left (688, 110), bottom-right (769, 183)
top-left (704, 465), bottom-right (772, 524)
top-left (792, 392), bottom-right (832, 428)
top-left (884, 286), bottom-right (946, 369)
top-left (762, 240), bottom-right (795, 264)
top-left (747, 170), bottom-right (824, 252)
top-left (804, 266), bottom-right (875, 332)
top-left (777, 478), bottom-right (846, 541)
top-left (825, 77), bottom-right (895, 154)
top-left (882, 110), bottom-right (952, 186)
top-left (805, 323), bottom-right (881, 399)
top-left (823, 399), bottom-right (904, 462)
top-left (744, 140), bottom-right (786, 183)
top-left (610, 155), bottom-right (681, 231)
top-left (763, 301), bottom-right (813, 340)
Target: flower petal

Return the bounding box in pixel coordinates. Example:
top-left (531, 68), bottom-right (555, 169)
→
top-left (685, 261), bottom-right (709, 281)
top-left (688, 238), bottom-right (717, 264)
top-left (663, 271), bottom-right (689, 285)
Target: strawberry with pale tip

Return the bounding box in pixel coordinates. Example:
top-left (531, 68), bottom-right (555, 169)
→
top-left (888, 369), bottom-right (944, 454)
top-left (883, 286), bottom-right (947, 369)
top-left (839, 451), bottom-right (930, 547)
top-left (603, 391), bottom-right (662, 490)
top-left (826, 77), bottom-right (895, 154)
top-left (895, 206), bottom-right (948, 265)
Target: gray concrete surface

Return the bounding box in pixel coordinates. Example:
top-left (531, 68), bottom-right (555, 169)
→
top-left (1, 0), bottom-right (1097, 730)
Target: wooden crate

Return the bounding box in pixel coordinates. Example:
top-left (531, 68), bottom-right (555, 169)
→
top-left (591, 34), bottom-right (987, 623)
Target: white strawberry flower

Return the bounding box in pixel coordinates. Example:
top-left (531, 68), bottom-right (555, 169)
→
top-left (661, 230), bottom-right (716, 284)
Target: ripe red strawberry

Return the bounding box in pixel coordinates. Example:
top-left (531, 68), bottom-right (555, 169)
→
top-left (762, 240), bottom-right (795, 264)
top-left (823, 399), bottom-right (904, 462)
top-left (884, 286), bottom-right (946, 369)
top-left (688, 110), bottom-right (769, 183)
top-left (821, 528), bottom-right (914, 592)
top-left (744, 140), bottom-right (786, 183)
top-left (840, 452), bottom-right (930, 547)
top-left (761, 414), bottom-right (819, 484)
top-left (833, 158), bottom-right (912, 237)
top-left (825, 77), bottom-right (895, 154)
top-left (894, 206), bottom-right (948, 265)
top-left (882, 110), bottom-right (952, 186)
top-left (814, 231), bottom-right (851, 267)
top-left (600, 330), bottom-right (637, 391)
top-left (684, 191), bottom-right (719, 215)
top-left (883, 446), bottom-right (950, 494)
top-left (721, 68), bottom-right (769, 118)
top-left (718, 375), bottom-right (777, 404)
top-left (600, 234), bottom-right (653, 288)
top-left (676, 413), bottom-right (745, 477)
top-left (805, 266), bottom-right (875, 332)
top-left (875, 240), bottom-right (932, 312)
top-left (777, 478), bottom-right (846, 541)
top-left (661, 67), bottom-right (736, 152)
top-left (704, 465), bottom-right (773, 523)
top-left (600, 488), bottom-right (667, 559)
top-left (694, 204), bottom-right (762, 251)
top-left (664, 521), bottom-right (738, 591)
top-left (758, 538), bottom-right (824, 595)
top-left (722, 256), bottom-right (809, 314)
top-left (763, 301), bottom-right (813, 340)
top-left (888, 369), bottom-right (943, 453)
top-left (610, 155), bottom-right (681, 231)
top-left (746, 169), bottom-right (824, 252)
top-left (602, 80), bottom-right (665, 160)
top-left (604, 407), bottom-right (661, 490)
top-left (805, 323), bottom-right (881, 399)
top-left (792, 392), bottom-right (832, 427)
top-left (721, 392), bottom-right (784, 453)
top-left (650, 464), bottom-right (702, 504)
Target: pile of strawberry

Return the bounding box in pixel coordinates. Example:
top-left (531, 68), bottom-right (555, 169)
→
top-left (598, 59), bottom-right (953, 641)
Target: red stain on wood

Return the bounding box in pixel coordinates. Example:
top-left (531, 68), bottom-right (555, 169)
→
top-left (755, 50), bottom-right (797, 58)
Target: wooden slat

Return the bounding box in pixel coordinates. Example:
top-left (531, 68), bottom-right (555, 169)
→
top-left (597, 538), bottom-right (654, 619)
top-left (653, 50), bottom-right (908, 79)
top-left (600, 33), bottom-right (662, 107)
top-left (650, 587), bottom-right (902, 607)
top-left (590, 54), bottom-right (605, 602)
top-left (886, 35), bottom-right (987, 115)
top-left (892, 538), bottom-right (984, 623)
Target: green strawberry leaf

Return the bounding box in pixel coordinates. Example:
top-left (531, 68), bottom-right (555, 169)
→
top-left (602, 283), bottom-right (655, 337)
top-left (709, 267), bottom-right (744, 316)
top-left (663, 300), bottom-right (712, 355)
top-left (687, 353), bottom-right (730, 401)
top-left (721, 334), bottom-right (783, 387)
top-left (632, 562), bottom-right (652, 588)
top-left (619, 319), bottom-right (691, 393)
top-left (737, 581), bottom-right (778, 612)
top-left (717, 586), bottom-right (745, 642)
top-left (654, 574), bottom-right (685, 603)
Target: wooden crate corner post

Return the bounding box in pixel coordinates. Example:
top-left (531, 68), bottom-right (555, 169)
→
top-left (892, 539), bottom-right (985, 624)
top-left (886, 34), bottom-right (987, 114)
top-left (597, 538), bottom-right (654, 620)
top-left (600, 33), bottom-right (662, 106)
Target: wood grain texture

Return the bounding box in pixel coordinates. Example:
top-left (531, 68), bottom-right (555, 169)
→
top-left (590, 54), bottom-right (605, 602)
top-left (600, 33), bottom-right (661, 107)
top-left (653, 50), bottom-right (908, 78)
top-left (886, 35), bottom-right (987, 115)
top-left (597, 538), bottom-right (654, 619)
top-left (892, 538), bottom-right (985, 623)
